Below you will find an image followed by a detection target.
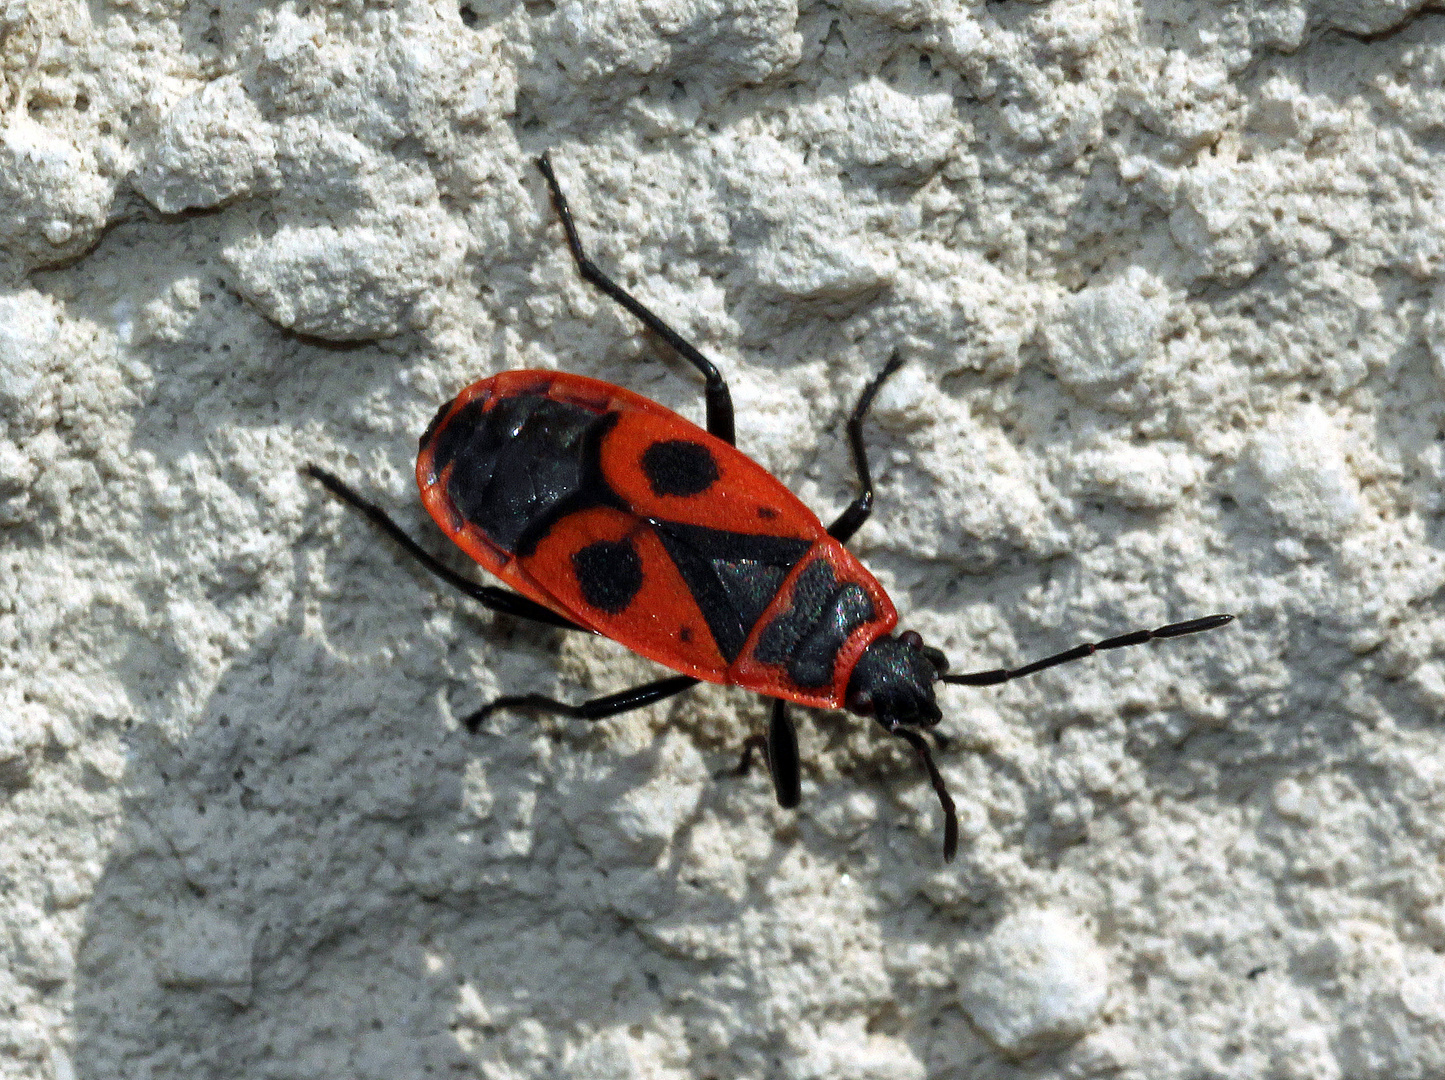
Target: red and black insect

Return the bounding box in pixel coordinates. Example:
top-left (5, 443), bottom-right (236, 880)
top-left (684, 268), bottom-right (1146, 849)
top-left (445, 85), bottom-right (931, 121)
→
top-left (306, 153), bottom-right (1232, 860)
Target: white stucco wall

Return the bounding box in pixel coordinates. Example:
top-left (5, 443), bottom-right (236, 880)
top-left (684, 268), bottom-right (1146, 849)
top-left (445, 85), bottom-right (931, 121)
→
top-left (4, 1), bottom-right (1445, 1077)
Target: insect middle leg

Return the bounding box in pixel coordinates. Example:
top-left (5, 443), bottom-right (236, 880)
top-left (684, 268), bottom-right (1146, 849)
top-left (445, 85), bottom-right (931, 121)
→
top-left (463, 674), bottom-right (700, 733)
top-left (304, 465), bottom-right (582, 631)
top-left (535, 152), bottom-right (737, 446)
top-left (828, 352), bottom-right (905, 544)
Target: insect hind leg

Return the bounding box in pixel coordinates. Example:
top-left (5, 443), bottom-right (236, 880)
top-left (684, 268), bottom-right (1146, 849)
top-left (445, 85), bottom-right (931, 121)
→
top-left (535, 153), bottom-right (736, 446)
top-left (304, 465), bottom-right (582, 630)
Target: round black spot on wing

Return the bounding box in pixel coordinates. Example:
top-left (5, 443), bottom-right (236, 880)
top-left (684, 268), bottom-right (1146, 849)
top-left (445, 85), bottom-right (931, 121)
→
top-left (640, 440), bottom-right (720, 497)
top-left (572, 539), bottom-right (644, 614)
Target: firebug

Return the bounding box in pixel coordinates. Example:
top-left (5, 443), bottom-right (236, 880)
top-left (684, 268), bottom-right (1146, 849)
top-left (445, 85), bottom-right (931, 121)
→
top-left (306, 153), bottom-right (1232, 860)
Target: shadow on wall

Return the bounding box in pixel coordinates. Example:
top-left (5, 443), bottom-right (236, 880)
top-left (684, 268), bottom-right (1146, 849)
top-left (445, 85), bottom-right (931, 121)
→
top-left (69, 611), bottom-right (712, 1078)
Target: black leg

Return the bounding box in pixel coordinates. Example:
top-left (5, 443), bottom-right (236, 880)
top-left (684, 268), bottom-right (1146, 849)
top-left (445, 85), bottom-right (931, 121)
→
top-left (732, 699), bottom-right (801, 808)
top-left (304, 464), bottom-right (583, 631)
top-left (536, 153), bottom-right (736, 446)
top-left (734, 735), bottom-right (768, 779)
top-left (941, 614), bottom-right (1235, 687)
top-left (766, 699), bottom-right (802, 808)
top-left (463, 674), bottom-right (699, 733)
top-left (893, 727), bottom-right (959, 863)
top-left (827, 352), bottom-right (905, 543)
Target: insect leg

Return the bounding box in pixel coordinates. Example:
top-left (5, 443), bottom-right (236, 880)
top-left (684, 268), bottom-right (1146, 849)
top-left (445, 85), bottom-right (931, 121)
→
top-left (733, 736), bottom-right (768, 779)
top-left (732, 699), bottom-right (801, 807)
top-left (463, 674), bottom-right (699, 732)
top-left (941, 614), bottom-right (1235, 686)
top-left (304, 465), bottom-right (583, 631)
top-left (734, 702), bottom-right (803, 809)
top-left (827, 352), bottom-right (905, 543)
top-left (535, 152), bottom-right (737, 445)
top-left (765, 698), bottom-right (802, 808)
top-left (732, 699), bottom-right (802, 805)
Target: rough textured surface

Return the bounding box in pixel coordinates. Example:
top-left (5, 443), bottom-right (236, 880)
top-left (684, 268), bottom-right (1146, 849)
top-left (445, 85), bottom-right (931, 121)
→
top-left (956, 907), bottom-right (1110, 1058)
top-left (3, 1), bottom-right (1445, 1078)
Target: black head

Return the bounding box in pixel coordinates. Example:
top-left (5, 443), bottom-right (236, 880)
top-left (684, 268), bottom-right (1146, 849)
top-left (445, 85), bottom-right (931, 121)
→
top-left (845, 631), bottom-right (946, 728)
top-left (846, 630), bottom-right (958, 860)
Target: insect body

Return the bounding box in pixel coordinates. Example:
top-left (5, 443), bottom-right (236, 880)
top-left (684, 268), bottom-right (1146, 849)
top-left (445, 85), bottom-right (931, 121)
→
top-left (415, 369), bottom-right (897, 709)
top-left (306, 153), bottom-right (1232, 861)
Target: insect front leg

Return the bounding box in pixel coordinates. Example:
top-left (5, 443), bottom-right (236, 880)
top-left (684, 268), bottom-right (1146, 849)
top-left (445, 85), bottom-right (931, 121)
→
top-left (892, 726), bottom-right (959, 862)
top-left (732, 698), bottom-right (802, 809)
top-left (828, 353), bottom-right (905, 544)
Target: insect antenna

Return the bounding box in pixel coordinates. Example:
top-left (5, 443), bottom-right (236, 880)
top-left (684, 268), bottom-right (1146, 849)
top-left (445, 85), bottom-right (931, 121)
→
top-left (893, 727), bottom-right (959, 862)
top-left (941, 613), bottom-right (1233, 687)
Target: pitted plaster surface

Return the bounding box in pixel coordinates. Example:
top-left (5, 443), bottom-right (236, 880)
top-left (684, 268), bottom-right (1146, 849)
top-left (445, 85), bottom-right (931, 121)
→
top-left (4, 1), bottom-right (1445, 1078)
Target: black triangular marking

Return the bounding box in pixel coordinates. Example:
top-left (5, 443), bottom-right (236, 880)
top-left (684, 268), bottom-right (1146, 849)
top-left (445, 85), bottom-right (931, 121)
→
top-left (651, 521), bottom-right (813, 662)
top-left (713, 561), bottom-right (789, 632)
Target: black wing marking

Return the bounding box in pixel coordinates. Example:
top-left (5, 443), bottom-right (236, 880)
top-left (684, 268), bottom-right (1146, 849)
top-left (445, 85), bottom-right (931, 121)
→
top-left (651, 521), bottom-right (813, 662)
top-left (432, 393), bottom-right (623, 557)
